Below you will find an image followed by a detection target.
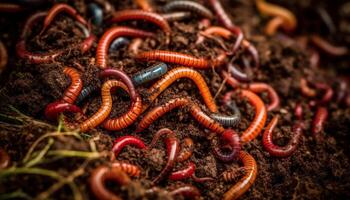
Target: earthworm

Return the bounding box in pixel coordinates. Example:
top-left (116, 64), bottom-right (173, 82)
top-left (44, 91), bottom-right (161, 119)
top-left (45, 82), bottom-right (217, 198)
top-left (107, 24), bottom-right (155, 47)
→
top-left (100, 68), bottom-right (142, 131)
top-left (163, 1), bottom-right (213, 19)
top-left (110, 37), bottom-right (130, 51)
top-left (110, 10), bottom-right (171, 33)
top-left (262, 115), bottom-right (303, 157)
top-left (294, 103), bottom-right (303, 121)
top-left (169, 162), bottom-right (196, 181)
top-left (222, 70), bottom-right (240, 88)
top-left (223, 151), bottom-right (257, 200)
top-left (134, 0), bottom-right (154, 12)
top-left (76, 85), bottom-right (99, 105)
top-left (20, 11), bottom-right (47, 39)
top-left (255, 0), bottom-right (297, 32)
top-left (111, 162), bottom-right (141, 177)
top-left (191, 174), bottom-right (215, 183)
top-left (88, 3), bottom-right (103, 26)
top-left (80, 35), bottom-right (96, 53)
top-left (177, 137), bottom-right (194, 162)
top-left (314, 82), bottom-right (334, 104)
top-left (0, 40), bottom-right (7, 73)
top-left (300, 78), bottom-right (317, 97)
top-left (0, 148), bottom-right (11, 169)
top-left (16, 40), bottom-right (62, 64)
top-left (223, 90), bottom-right (267, 143)
top-left (112, 136), bottom-right (147, 158)
top-left (169, 184), bottom-right (201, 199)
top-left (45, 101), bottom-right (82, 121)
top-left (161, 12), bottom-right (191, 22)
top-left (196, 26), bottom-right (232, 45)
top-left (136, 98), bottom-right (225, 134)
top-left (151, 128), bottom-right (180, 184)
top-left (212, 129), bottom-right (241, 162)
top-left (248, 83), bottom-right (280, 111)
top-left (265, 16), bottom-right (285, 36)
top-left (79, 80), bottom-right (128, 132)
top-left (135, 50), bottom-right (226, 69)
top-left (61, 67), bottom-right (83, 104)
top-left (0, 3), bottom-right (23, 12)
top-left (210, 100), bottom-right (241, 126)
top-left (310, 35), bottom-right (348, 56)
top-left (89, 166), bottom-right (131, 200)
top-left (96, 26), bottom-right (155, 69)
top-left (40, 3), bottom-right (88, 35)
top-left (227, 61), bottom-right (251, 82)
top-left (242, 40), bottom-right (260, 68)
top-left (208, 0), bottom-right (243, 52)
top-left (145, 67), bottom-right (218, 112)
top-left (312, 106), bottom-right (328, 141)
top-left (132, 62), bottom-right (168, 86)
top-left (128, 38), bottom-right (143, 55)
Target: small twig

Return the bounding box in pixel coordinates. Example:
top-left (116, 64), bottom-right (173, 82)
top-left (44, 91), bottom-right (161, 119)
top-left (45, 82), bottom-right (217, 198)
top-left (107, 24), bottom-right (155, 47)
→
top-left (25, 138), bottom-right (54, 168)
top-left (214, 76), bottom-right (227, 100)
top-left (46, 150), bottom-right (102, 159)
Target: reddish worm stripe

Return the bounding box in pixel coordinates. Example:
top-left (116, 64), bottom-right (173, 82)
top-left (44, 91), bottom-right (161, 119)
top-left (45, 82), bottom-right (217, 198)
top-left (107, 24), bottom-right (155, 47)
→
top-left (62, 67), bottom-right (83, 104)
top-left (96, 26), bottom-right (155, 69)
top-left (169, 162), bottom-right (196, 181)
top-left (112, 136), bottom-right (147, 158)
top-left (262, 115), bottom-right (303, 157)
top-left (223, 151), bottom-right (257, 200)
top-left (294, 103), bottom-right (303, 121)
top-left (177, 137), bottom-right (194, 162)
top-left (312, 106), bottom-right (328, 141)
top-left (163, 1), bottom-right (213, 19)
top-left (89, 166), bottom-right (131, 200)
top-left (161, 12), bottom-right (191, 22)
top-left (248, 83), bottom-right (280, 111)
top-left (44, 101), bottom-right (82, 121)
top-left (0, 148), bottom-right (11, 169)
top-left (310, 35), bottom-right (348, 56)
top-left (170, 184), bottom-right (201, 199)
top-left (192, 174), bottom-right (215, 183)
top-left (79, 80), bottom-right (129, 132)
top-left (213, 129), bottom-right (241, 162)
top-left (145, 67), bottom-right (218, 113)
top-left (110, 10), bottom-right (171, 33)
top-left (137, 97), bottom-right (225, 134)
top-left (111, 162), bottom-right (141, 177)
top-left (224, 90), bottom-right (267, 143)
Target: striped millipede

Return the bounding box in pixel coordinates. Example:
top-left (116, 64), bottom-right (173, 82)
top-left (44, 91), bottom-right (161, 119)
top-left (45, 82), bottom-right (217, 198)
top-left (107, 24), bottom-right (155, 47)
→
top-left (45, 101), bottom-right (82, 121)
top-left (132, 62), bottom-right (168, 86)
top-left (112, 136), bottom-right (147, 158)
top-left (79, 80), bottom-right (129, 132)
top-left (163, 1), bottom-right (213, 19)
top-left (0, 148), bottom-right (11, 169)
top-left (76, 85), bottom-right (99, 105)
top-left (136, 50), bottom-right (226, 69)
top-left (223, 151), bottom-right (257, 200)
top-left (169, 162), bottom-right (195, 181)
top-left (312, 106), bottom-right (328, 141)
top-left (309, 35), bottom-right (348, 56)
top-left (161, 12), bottom-right (191, 22)
top-left (96, 26), bottom-right (155, 69)
top-left (145, 67), bottom-right (218, 113)
top-left (111, 162), bottom-right (141, 177)
top-left (262, 115), bottom-right (303, 157)
top-left (222, 167), bottom-right (245, 182)
top-left (210, 100), bottom-right (241, 127)
top-left (224, 90), bottom-right (267, 143)
top-left (89, 166), bottom-right (131, 200)
top-left (62, 67), bottom-right (83, 104)
top-left (169, 184), bottom-right (201, 199)
top-left (110, 10), bottom-right (171, 33)
top-left (212, 129), bottom-right (241, 162)
top-left (136, 97), bottom-right (225, 134)
top-left (177, 137), bottom-right (194, 162)
top-left (134, 0), bottom-right (154, 12)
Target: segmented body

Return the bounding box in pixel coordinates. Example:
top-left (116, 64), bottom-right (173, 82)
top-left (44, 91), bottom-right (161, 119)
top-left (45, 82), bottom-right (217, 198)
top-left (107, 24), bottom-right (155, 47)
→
top-left (163, 1), bottom-right (213, 19)
top-left (132, 62), bottom-right (168, 86)
top-left (62, 67), bottom-right (83, 104)
top-left (213, 129), bottom-right (241, 162)
top-left (112, 136), bottom-right (147, 158)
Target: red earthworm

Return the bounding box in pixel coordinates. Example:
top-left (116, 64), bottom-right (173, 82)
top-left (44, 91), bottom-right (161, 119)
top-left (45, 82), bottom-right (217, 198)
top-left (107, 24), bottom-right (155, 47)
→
top-left (314, 82), bottom-right (334, 105)
top-left (134, 0), bottom-right (154, 12)
top-left (79, 80), bottom-right (128, 132)
top-left (312, 106), bottom-right (328, 141)
top-left (128, 38), bottom-right (143, 55)
top-left (112, 136), bottom-right (147, 158)
top-left (96, 26), bottom-right (155, 69)
top-left (163, 1), bottom-right (213, 19)
top-left (222, 70), bottom-right (240, 88)
top-left (0, 148), bottom-right (11, 169)
top-left (161, 12), bottom-right (191, 22)
top-left (111, 162), bottom-right (141, 177)
top-left (89, 165), bottom-right (131, 200)
top-left (300, 78), bottom-right (317, 97)
top-left (81, 35), bottom-right (96, 53)
top-left (177, 137), bottom-right (194, 162)
top-left (16, 40), bottom-right (63, 64)
top-left (135, 50), bottom-right (226, 70)
top-left (20, 11), bottom-right (47, 39)
top-left (223, 151), bottom-right (257, 200)
top-left (196, 26), bottom-right (232, 45)
top-left (45, 101), bottom-right (82, 121)
top-left (265, 16), bottom-right (285, 36)
top-left (136, 98), bottom-right (225, 134)
top-left (255, 0), bottom-right (297, 32)
top-left (310, 35), bottom-right (348, 56)
top-left (40, 4), bottom-right (88, 35)
top-left (100, 69), bottom-right (142, 131)
top-left (169, 162), bottom-right (195, 181)
top-left (208, 0), bottom-right (244, 52)
top-left (151, 128), bottom-right (180, 184)
top-left (224, 90), bottom-right (267, 143)
top-left (191, 173), bottom-right (215, 183)
top-left (169, 184), bottom-right (201, 199)
top-left (294, 103), bottom-right (303, 121)
top-left (61, 67), bottom-right (83, 104)
top-left (262, 115), bottom-right (303, 157)
top-left (212, 129), bottom-right (241, 162)
top-left (248, 83), bottom-right (280, 111)
top-left (110, 10), bottom-right (171, 33)
top-left (0, 40), bottom-right (7, 73)
top-left (145, 67), bottom-right (218, 112)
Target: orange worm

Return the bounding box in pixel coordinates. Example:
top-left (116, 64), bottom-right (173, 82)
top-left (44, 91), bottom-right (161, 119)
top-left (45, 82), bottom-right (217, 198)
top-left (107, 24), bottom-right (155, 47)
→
top-left (137, 97), bottom-right (225, 134)
top-left (196, 26), bottom-right (232, 44)
top-left (110, 10), bottom-right (170, 33)
top-left (62, 67), bottom-right (83, 104)
top-left (300, 78), bottom-right (317, 97)
top-left (265, 16), bottom-right (285, 36)
top-left (248, 83), bottom-right (280, 111)
top-left (255, 0), bottom-right (297, 32)
top-left (146, 67), bottom-right (218, 112)
top-left (134, 0), bottom-right (154, 12)
top-left (224, 90), bottom-right (267, 143)
top-left (111, 162), bottom-right (141, 177)
top-left (135, 50), bottom-right (226, 69)
top-left (96, 26), bottom-right (155, 69)
top-left (177, 137), bottom-right (194, 162)
top-left (223, 151), bottom-right (257, 200)
top-left (310, 35), bottom-right (348, 56)
top-left (222, 167), bottom-right (245, 182)
top-left (80, 80), bottom-right (128, 132)
top-left (0, 41), bottom-right (7, 73)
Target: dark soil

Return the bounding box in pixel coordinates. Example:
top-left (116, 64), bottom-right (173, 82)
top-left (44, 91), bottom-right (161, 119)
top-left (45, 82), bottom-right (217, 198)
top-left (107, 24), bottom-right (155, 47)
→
top-left (0, 0), bottom-right (349, 199)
